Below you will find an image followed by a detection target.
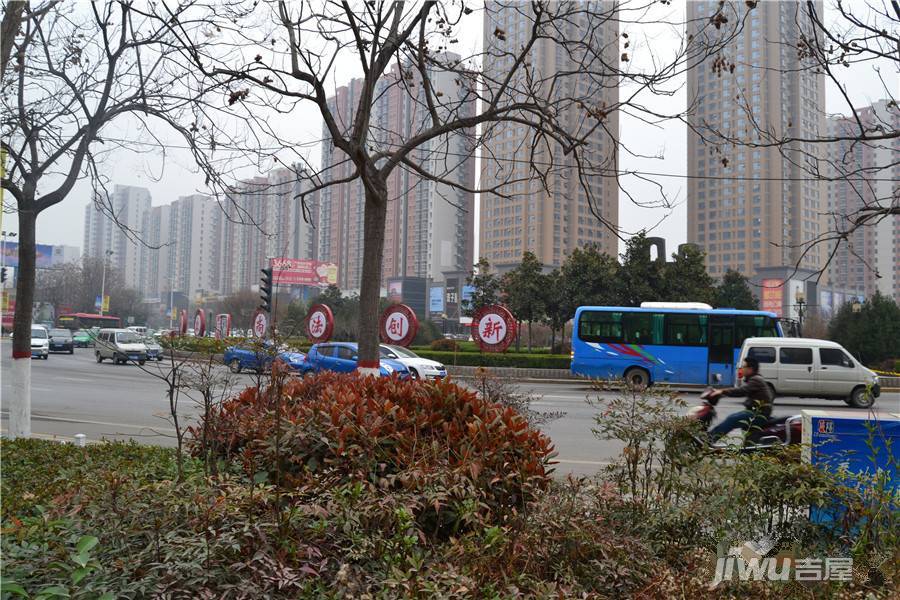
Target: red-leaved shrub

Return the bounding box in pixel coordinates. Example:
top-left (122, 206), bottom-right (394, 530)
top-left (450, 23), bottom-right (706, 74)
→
top-left (192, 372), bottom-right (555, 533)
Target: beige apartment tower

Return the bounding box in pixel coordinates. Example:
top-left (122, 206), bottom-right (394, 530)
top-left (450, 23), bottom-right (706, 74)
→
top-left (686, 0), bottom-right (826, 277)
top-left (480, 1), bottom-right (620, 271)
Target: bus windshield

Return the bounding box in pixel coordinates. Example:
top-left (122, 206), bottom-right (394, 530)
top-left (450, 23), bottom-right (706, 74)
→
top-left (571, 306), bottom-right (782, 387)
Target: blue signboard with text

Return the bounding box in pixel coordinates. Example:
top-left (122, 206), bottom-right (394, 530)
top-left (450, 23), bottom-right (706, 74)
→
top-left (429, 287), bottom-right (444, 314)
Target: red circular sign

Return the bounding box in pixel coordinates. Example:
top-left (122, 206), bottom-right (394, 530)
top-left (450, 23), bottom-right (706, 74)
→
top-left (471, 305), bottom-right (517, 352)
top-left (193, 309), bottom-right (207, 337)
top-left (179, 310), bottom-right (188, 336)
top-left (379, 304), bottom-right (418, 347)
top-left (305, 304), bottom-right (334, 343)
top-left (252, 309), bottom-right (268, 339)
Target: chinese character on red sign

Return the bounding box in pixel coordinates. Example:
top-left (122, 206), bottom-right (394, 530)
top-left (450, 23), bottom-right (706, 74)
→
top-left (310, 314), bottom-right (324, 336)
top-left (482, 317), bottom-right (504, 341)
top-left (388, 316), bottom-right (403, 337)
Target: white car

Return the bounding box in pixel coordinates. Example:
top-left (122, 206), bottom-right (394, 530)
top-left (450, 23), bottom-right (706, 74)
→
top-left (30, 325), bottom-right (50, 359)
top-left (379, 344), bottom-right (447, 380)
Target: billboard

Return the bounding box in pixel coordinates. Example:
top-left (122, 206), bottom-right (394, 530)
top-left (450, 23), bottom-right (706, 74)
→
top-left (760, 279), bottom-right (783, 316)
top-left (269, 258), bottom-right (338, 287)
top-left (1, 242), bottom-right (54, 269)
top-left (429, 287), bottom-right (444, 314)
top-left (388, 280), bottom-right (403, 302)
top-left (819, 290), bottom-right (833, 317)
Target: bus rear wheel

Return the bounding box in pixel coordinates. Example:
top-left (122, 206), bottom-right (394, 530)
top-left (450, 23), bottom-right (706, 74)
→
top-left (624, 367), bottom-right (650, 390)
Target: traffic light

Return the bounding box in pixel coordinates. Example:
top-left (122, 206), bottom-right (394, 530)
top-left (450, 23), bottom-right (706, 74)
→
top-left (259, 267), bottom-right (273, 313)
top-left (0, 267), bottom-right (6, 284)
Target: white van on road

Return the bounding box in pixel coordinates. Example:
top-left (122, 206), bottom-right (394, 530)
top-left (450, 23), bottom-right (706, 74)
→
top-left (738, 337), bottom-right (881, 408)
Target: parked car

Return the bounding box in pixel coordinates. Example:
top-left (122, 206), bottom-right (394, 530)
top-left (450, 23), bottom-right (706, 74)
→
top-left (95, 328), bottom-right (148, 365)
top-left (48, 328), bottom-right (74, 354)
top-left (379, 344), bottom-right (446, 380)
top-left (72, 329), bottom-right (94, 348)
top-left (30, 325), bottom-right (50, 359)
top-left (142, 336), bottom-right (164, 361)
top-left (304, 342), bottom-right (410, 379)
top-left (224, 343), bottom-right (306, 374)
top-left (739, 337), bottom-right (881, 408)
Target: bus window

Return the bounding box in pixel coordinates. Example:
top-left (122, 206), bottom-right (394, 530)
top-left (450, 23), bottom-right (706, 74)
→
top-left (736, 315), bottom-right (779, 344)
top-left (623, 312), bottom-right (659, 344)
top-left (577, 311), bottom-right (623, 342)
top-left (664, 314), bottom-right (708, 346)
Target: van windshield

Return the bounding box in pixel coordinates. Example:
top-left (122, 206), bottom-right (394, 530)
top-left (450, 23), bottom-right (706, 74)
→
top-left (31, 328), bottom-right (48, 339)
top-left (116, 332), bottom-right (140, 344)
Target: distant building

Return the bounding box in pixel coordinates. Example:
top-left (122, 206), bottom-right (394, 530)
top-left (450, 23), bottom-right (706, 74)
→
top-left (83, 184), bottom-right (152, 292)
top-left (50, 245), bottom-right (80, 265)
top-left (686, 1), bottom-right (826, 278)
top-left (479, 1), bottom-right (620, 271)
top-left (317, 56), bottom-right (476, 290)
top-left (219, 166), bottom-right (317, 295)
top-left (825, 100), bottom-right (900, 303)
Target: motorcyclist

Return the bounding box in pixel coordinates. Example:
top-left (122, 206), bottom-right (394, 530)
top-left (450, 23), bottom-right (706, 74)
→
top-left (706, 356), bottom-right (774, 443)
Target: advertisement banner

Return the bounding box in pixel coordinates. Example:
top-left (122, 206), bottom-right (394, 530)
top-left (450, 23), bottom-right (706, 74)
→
top-left (388, 281), bottom-right (403, 302)
top-left (429, 287), bottom-right (444, 314)
top-left (819, 291), bottom-right (833, 317)
top-left (760, 279), bottom-right (783, 316)
top-left (1, 242), bottom-right (54, 269)
top-left (269, 258), bottom-right (338, 287)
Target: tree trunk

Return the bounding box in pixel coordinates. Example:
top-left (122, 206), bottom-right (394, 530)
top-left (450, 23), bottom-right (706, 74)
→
top-left (515, 320), bottom-right (521, 352)
top-left (357, 182), bottom-right (387, 375)
top-left (550, 326), bottom-right (556, 353)
top-left (528, 320), bottom-right (532, 352)
top-left (9, 207), bottom-right (36, 438)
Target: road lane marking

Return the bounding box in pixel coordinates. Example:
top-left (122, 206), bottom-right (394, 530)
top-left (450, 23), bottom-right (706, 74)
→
top-left (0, 412), bottom-right (178, 433)
top-left (554, 459), bottom-right (611, 466)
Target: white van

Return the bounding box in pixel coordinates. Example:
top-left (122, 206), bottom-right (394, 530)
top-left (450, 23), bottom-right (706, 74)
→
top-left (738, 337), bottom-right (880, 408)
top-left (95, 328), bottom-right (148, 365)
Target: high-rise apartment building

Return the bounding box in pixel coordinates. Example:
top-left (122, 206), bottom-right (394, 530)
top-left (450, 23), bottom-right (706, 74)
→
top-left (219, 166), bottom-right (317, 294)
top-left (479, 1), bottom-right (619, 271)
top-left (826, 99), bottom-right (900, 302)
top-left (686, 1), bottom-right (826, 278)
top-left (83, 184), bottom-right (152, 292)
top-left (317, 58), bottom-right (476, 291)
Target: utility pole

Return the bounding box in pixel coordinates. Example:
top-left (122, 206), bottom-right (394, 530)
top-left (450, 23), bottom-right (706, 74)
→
top-left (99, 250), bottom-right (113, 316)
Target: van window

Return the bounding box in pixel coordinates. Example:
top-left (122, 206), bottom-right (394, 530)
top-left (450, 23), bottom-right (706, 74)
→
top-left (820, 348), bottom-right (854, 368)
top-left (747, 347), bottom-right (776, 363)
top-left (780, 347), bottom-right (812, 365)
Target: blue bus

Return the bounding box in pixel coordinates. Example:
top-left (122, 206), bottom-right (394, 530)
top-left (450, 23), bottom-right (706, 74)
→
top-left (571, 304), bottom-right (783, 387)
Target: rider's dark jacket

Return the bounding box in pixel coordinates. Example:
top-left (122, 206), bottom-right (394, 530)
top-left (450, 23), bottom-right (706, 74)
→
top-left (722, 373), bottom-right (773, 415)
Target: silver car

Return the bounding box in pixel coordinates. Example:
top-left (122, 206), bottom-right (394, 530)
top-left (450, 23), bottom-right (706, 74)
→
top-left (95, 328), bottom-right (148, 365)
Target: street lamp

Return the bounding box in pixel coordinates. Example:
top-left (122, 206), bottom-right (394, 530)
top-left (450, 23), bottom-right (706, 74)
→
top-left (795, 289), bottom-right (805, 334)
top-left (99, 250), bottom-right (113, 316)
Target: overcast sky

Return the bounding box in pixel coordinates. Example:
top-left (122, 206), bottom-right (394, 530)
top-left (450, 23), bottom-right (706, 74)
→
top-left (8, 1), bottom-right (896, 261)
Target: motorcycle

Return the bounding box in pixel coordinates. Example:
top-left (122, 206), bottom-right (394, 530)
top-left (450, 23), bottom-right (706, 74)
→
top-left (688, 387), bottom-right (802, 452)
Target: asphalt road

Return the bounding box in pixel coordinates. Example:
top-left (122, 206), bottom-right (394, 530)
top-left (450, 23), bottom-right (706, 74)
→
top-left (2, 349), bottom-right (898, 476)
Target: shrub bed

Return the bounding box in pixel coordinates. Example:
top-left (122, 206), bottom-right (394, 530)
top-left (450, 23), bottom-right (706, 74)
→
top-left (196, 372), bottom-right (554, 534)
top-left (411, 349), bottom-right (571, 369)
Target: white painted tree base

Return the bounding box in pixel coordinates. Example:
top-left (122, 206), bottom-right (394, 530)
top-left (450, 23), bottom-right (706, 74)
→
top-left (8, 357), bottom-right (31, 438)
top-left (357, 367), bottom-right (380, 377)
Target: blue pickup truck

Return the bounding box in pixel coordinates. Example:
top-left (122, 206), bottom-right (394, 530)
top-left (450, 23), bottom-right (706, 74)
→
top-left (224, 343), bottom-right (306, 374)
top-left (304, 342), bottom-right (410, 379)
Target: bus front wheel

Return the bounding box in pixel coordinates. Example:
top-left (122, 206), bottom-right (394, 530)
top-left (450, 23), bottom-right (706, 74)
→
top-left (624, 367), bottom-right (650, 390)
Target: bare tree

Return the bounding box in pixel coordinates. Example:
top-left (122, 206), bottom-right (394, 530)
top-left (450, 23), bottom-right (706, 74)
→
top-left (0, 2), bottom-right (201, 436)
top-left (151, 0), bottom-right (742, 370)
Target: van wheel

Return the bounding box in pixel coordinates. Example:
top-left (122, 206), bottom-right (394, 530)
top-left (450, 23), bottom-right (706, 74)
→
top-left (96, 353), bottom-right (103, 363)
top-left (229, 359), bottom-right (242, 374)
top-left (624, 367), bottom-right (650, 390)
top-left (138, 360), bottom-right (146, 366)
top-left (846, 386), bottom-right (875, 409)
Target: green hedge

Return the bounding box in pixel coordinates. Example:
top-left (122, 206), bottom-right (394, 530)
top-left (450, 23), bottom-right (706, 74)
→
top-left (412, 350), bottom-right (571, 369)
